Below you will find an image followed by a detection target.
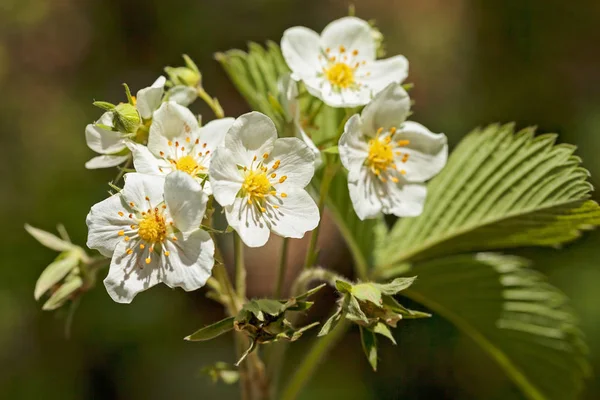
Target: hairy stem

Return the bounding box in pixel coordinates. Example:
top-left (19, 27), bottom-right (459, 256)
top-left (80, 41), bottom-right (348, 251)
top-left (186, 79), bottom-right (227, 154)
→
top-left (233, 233), bottom-right (246, 300)
top-left (274, 238), bottom-right (289, 298)
top-left (197, 86), bottom-right (225, 118)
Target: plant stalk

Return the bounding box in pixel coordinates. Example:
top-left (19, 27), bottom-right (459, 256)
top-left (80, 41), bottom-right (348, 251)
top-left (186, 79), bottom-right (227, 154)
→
top-left (274, 238), bottom-right (289, 298)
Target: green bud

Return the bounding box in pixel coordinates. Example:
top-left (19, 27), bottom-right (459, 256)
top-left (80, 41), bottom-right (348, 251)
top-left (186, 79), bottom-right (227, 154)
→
top-left (165, 66), bottom-right (201, 87)
top-left (369, 21), bottom-right (386, 58)
top-left (113, 102), bottom-right (141, 133)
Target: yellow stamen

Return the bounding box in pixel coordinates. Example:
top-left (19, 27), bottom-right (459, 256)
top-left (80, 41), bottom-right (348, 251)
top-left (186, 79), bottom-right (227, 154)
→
top-left (324, 62), bottom-right (355, 89)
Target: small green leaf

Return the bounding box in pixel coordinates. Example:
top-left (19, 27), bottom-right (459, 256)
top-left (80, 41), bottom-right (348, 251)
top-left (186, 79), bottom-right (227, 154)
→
top-left (255, 299), bottom-right (286, 316)
top-left (318, 307), bottom-right (343, 337)
top-left (92, 101), bottom-right (116, 111)
top-left (25, 224), bottom-right (73, 252)
top-left (351, 283), bottom-right (382, 306)
top-left (34, 251), bottom-right (80, 300)
top-left (42, 276), bottom-right (82, 311)
top-left (345, 295), bottom-right (369, 324)
top-left (285, 301), bottom-right (314, 312)
top-left (185, 316), bottom-right (235, 341)
top-left (374, 276), bottom-right (417, 295)
top-left (373, 322), bottom-right (397, 345)
top-left (293, 283), bottom-right (326, 302)
top-left (289, 322), bottom-right (320, 341)
top-left (359, 326), bottom-right (378, 371)
top-left (335, 280), bottom-right (353, 294)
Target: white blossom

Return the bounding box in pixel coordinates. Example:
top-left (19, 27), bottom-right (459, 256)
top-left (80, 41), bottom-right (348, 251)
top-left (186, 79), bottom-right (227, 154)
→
top-left (86, 172), bottom-right (214, 303)
top-left (281, 16), bottom-right (408, 108)
top-left (85, 76), bottom-right (166, 169)
top-left (339, 83), bottom-right (448, 220)
top-left (209, 112), bottom-right (319, 247)
top-left (127, 101), bottom-right (233, 193)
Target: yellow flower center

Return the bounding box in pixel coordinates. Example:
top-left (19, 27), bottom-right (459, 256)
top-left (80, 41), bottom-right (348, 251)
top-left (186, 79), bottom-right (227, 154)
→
top-left (325, 62), bottom-right (355, 89)
top-left (367, 137), bottom-right (394, 174)
top-left (175, 155), bottom-right (200, 175)
top-left (242, 169), bottom-right (272, 201)
top-left (137, 210), bottom-right (167, 243)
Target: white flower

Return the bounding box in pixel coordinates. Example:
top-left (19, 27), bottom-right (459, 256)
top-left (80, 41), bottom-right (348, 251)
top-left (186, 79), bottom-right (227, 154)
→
top-left (85, 76), bottom-right (166, 169)
top-left (339, 83), bottom-right (448, 220)
top-left (209, 112), bottom-right (319, 247)
top-left (86, 172), bottom-right (214, 303)
top-left (127, 101), bottom-right (233, 193)
top-left (281, 16), bottom-right (408, 108)
top-left (278, 74), bottom-right (322, 168)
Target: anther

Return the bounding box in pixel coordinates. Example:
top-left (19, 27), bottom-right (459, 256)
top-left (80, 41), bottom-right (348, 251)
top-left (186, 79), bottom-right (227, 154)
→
top-left (129, 202), bottom-right (135, 207)
top-left (185, 137), bottom-right (191, 143)
top-left (390, 127), bottom-right (397, 134)
top-left (397, 140), bottom-right (410, 146)
top-left (140, 244), bottom-right (145, 249)
top-left (352, 49), bottom-right (359, 56)
top-left (145, 257), bottom-right (151, 264)
top-left (118, 211), bottom-right (124, 217)
top-left (126, 249), bottom-right (133, 255)
top-left (281, 193), bottom-right (288, 198)
top-left (164, 251), bottom-right (170, 257)
top-left (168, 141), bottom-right (173, 146)
top-left (118, 230), bottom-right (125, 236)
top-left (271, 173), bottom-right (276, 178)
top-left (159, 151), bottom-right (164, 156)
top-left (262, 153), bottom-right (269, 159)
top-left (279, 176), bottom-right (287, 183)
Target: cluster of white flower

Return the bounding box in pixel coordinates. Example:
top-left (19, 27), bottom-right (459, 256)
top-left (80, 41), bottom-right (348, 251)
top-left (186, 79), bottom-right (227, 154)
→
top-left (81, 15), bottom-right (447, 304)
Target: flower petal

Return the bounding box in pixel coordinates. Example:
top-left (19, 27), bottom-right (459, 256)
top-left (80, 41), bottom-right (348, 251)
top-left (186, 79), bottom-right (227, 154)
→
top-left (85, 112), bottom-right (127, 154)
top-left (122, 173), bottom-right (166, 209)
top-left (164, 171), bottom-right (207, 237)
top-left (281, 26), bottom-right (322, 80)
top-left (136, 76), bottom-right (166, 120)
top-left (298, 124), bottom-right (323, 168)
top-left (199, 117), bottom-right (235, 152)
top-left (209, 147), bottom-right (243, 207)
top-left (267, 188), bottom-right (319, 239)
top-left (266, 137), bottom-right (315, 188)
top-left (394, 121), bottom-right (448, 183)
top-left (321, 17), bottom-right (376, 61)
top-left (85, 154), bottom-right (130, 169)
top-left (148, 101), bottom-right (200, 156)
top-left (339, 114), bottom-right (369, 177)
top-left (127, 142), bottom-right (163, 175)
top-left (361, 83), bottom-right (411, 133)
top-left (167, 85), bottom-right (198, 107)
top-left (361, 56), bottom-right (409, 94)
top-left (86, 194), bottom-right (131, 257)
top-left (103, 240), bottom-right (161, 303)
top-left (225, 198), bottom-right (271, 248)
top-left (382, 179), bottom-right (427, 217)
top-left (225, 112), bottom-right (277, 166)
top-left (317, 82), bottom-right (373, 108)
top-left (347, 167), bottom-right (385, 220)
top-left (162, 230), bottom-right (214, 291)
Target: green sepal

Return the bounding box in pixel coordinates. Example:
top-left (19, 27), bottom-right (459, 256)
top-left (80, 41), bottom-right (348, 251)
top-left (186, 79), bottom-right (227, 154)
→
top-left (34, 250), bottom-right (80, 300)
top-left (92, 101), bottom-right (116, 111)
top-left (359, 326), bottom-right (378, 371)
top-left (184, 316), bottom-right (235, 341)
top-left (25, 224), bottom-right (74, 252)
top-left (42, 275), bottom-right (83, 311)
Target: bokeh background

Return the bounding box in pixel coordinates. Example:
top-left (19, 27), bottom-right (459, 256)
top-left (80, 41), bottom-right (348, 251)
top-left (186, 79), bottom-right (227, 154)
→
top-left (1, 0), bottom-right (599, 399)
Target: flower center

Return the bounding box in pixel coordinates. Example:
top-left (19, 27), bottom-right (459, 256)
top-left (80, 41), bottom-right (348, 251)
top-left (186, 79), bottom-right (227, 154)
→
top-left (175, 155), bottom-right (200, 175)
top-left (242, 169), bottom-right (272, 201)
top-left (137, 210), bottom-right (167, 243)
top-left (325, 62), bottom-right (355, 89)
top-left (367, 137), bottom-right (394, 174)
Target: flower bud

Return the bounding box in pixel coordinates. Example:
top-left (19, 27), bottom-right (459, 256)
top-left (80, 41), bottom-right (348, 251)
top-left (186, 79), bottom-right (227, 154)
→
top-left (113, 102), bottom-right (141, 133)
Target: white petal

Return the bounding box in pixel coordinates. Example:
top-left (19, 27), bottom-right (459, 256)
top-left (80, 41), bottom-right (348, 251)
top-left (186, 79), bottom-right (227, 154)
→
top-left (167, 85), bottom-right (198, 106)
top-left (85, 154), bottom-right (129, 169)
top-left (361, 83), bottom-right (411, 133)
top-left (361, 56), bottom-right (409, 94)
top-left (321, 17), bottom-right (376, 61)
top-left (148, 102), bottom-right (199, 151)
top-left (394, 121), bottom-right (448, 183)
top-left (225, 198), bottom-right (271, 248)
top-left (383, 179), bottom-right (427, 217)
top-left (347, 167), bottom-right (384, 220)
top-left (318, 83), bottom-right (372, 108)
top-left (162, 230), bottom-right (214, 291)
top-left (339, 114), bottom-right (369, 177)
top-left (266, 137), bottom-right (315, 188)
top-left (85, 112), bottom-right (127, 154)
top-left (127, 142), bottom-right (163, 175)
top-left (225, 112), bottom-right (277, 166)
top-left (297, 124), bottom-right (322, 168)
top-left (121, 173), bottom-right (166, 209)
top-left (199, 117), bottom-right (235, 152)
top-left (103, 240), bottom-right (161, 303)
top-left (267, 188), bottom-right (319, 239)
top-left (209, 147), bottom-right (243, 207)
top-left (164, 172), bottom-right (207, 237)
top-left (281, 27), bottom-right (322, 80)
top-left (278, 73), bottom-right (299, 122)
top-left (136, 76), bottom-right (166, 120)
top-left (86, 194), bottom-right (131, 257)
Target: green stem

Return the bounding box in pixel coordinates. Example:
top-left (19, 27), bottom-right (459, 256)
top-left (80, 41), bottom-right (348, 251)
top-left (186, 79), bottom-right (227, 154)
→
top-left (197, 86), bottom-right (225, 118)
top-left (233, 233), bottom-right (246, 301)
top-left (274, 238), bottom-right (289, 298)
top-left (112, 156), bottom-right (132, 187)
top-left (303, 164), bottom-right (338, 269)
top-left (280, 320), bottom-right (351, 400)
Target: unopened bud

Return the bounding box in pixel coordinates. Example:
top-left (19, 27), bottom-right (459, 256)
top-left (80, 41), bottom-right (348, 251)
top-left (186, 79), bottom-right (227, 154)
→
top-left (113, 103), bottom-right (141, 133)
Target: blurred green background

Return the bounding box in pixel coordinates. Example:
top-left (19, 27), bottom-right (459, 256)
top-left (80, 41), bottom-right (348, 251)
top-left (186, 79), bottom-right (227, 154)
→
top-left (1, 0), bottom-right (599, 399)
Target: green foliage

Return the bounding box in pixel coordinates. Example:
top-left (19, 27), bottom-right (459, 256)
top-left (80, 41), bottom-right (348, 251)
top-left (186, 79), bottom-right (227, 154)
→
top-left (376, 124), bottom-right (600, 269)
top-left (185, 316), bottom-right (235, 342)
top-left (402, 253), bottom-right (590, 400)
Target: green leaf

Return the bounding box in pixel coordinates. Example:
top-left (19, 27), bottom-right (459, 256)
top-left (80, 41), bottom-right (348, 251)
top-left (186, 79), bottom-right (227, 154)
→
top-left (42, 276), bottom-right (82, 311)
top-left (359, 326), bottom-right (378, 371)
top-left (335, 280), bottom-right (353, 294)
top-left (373, 322), bottom-right (396, 345)
top-left (292, 283), bottom-right (326, 302)
top-left (351, 283), bottom-right (382, 306)
top-left (34, 251), bottom-right (79, 300)
top-left (345, 295), bottom-right (369, 324)
top-left (25, 224), bottom-right (74, 252)
top-left (377, 124), bottom-right (600, 268)
top-left (184, 316), bottom-right (235, 341)
top-left (92, 101), bottom-right (115, 111)
top-left (255, 299), bottom-right (286, 316)
top-left (318, 307), bottom-right (344, 337)
top-left (402, 253), bottom-right (590, 400)
top-left (374, 276), bottom-right (416, 295)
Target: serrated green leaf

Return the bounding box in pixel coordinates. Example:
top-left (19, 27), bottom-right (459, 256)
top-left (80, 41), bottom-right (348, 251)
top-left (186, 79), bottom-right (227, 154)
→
top-left (402, 253), bottom-right (590, 400)
top-left (42, 276), bottom-right (82, 311)
top-left (25, 224), bottom-right (74, 252)
top-left (318, 307), bottom-right (343, 337)
top-left (293, 283), bottom-right (326, 302)
top-left (34, 251), bottom-right (79, 300)
top-left (185, 317), bottom-right (235, 341)
top-left (345, 295), bottom-right (369, 324)
top-left (351, 283), bottom-right (382, 306)
top-left (374, 276), bottom-right (417, 295)
top-left (255, 299), bottom-right (286, 316)
top-left (359, 326), bottom-right (378, 371)
top-left (335, 280), bottom-right (353, 294)
top-left (377, 124), bottom-right (600, 269)
top-left (373, 322), bottom-right (396, 345)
